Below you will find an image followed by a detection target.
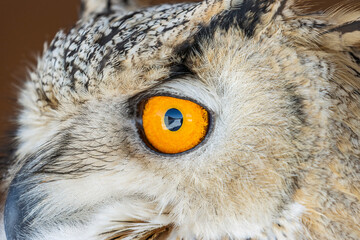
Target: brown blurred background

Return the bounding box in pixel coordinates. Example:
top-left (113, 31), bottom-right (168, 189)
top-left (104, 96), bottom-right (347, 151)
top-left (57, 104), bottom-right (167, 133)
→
top-left (0, 0), bottom-right (354, 140)
top-left (0, 1), bottom-right (79, 138)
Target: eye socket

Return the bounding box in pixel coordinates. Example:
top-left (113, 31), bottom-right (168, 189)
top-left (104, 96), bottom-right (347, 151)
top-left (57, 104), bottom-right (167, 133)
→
top-left (140, 96), bottom-right (209, 154)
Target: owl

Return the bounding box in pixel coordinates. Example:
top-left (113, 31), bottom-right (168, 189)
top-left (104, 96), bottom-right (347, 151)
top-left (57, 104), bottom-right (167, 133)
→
top-left (0, 0), bottom-right (360, 239)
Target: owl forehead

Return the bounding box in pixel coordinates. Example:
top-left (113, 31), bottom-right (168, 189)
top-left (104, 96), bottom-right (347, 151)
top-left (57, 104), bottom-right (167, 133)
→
top-left (70, 3), bottom-right (199, 58)
top-left (36, 0), bottom-right (278, 105)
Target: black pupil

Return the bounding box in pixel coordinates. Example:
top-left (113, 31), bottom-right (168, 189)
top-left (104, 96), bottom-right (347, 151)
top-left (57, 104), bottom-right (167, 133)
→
top-left (164, 108), bottom-right (183, 131)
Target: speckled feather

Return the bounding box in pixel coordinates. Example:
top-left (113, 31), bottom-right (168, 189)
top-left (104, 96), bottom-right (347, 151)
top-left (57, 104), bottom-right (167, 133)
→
top-left (37, 1), bottom-right (215, 105)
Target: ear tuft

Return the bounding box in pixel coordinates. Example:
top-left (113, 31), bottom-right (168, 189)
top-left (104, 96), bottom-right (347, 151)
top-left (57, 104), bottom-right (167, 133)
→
top-left (79, 0), bottom-right (138, 18)
top-left (322, 20), bottom-right (360, 50)
top-left (318, 2), bottom-right (360, 52)
top-left (80, 0), bottom-right (109, 18)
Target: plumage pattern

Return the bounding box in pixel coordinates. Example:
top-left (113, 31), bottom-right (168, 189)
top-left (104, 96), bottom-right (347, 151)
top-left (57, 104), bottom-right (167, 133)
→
top-left (1, 0), bottom-right (360, 239)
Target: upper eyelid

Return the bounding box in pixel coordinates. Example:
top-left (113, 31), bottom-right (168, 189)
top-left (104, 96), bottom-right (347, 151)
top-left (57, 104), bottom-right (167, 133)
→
top-left (133, 92), bottom-right (210, 115)
top-left (126, 80), bottom-right (192, 115)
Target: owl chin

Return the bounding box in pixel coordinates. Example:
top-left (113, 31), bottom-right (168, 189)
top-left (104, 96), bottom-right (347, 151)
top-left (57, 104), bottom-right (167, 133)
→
top-left (77, 200), bottom-right (306, 240)
top-left (2, 196), bottom-right (304, 240)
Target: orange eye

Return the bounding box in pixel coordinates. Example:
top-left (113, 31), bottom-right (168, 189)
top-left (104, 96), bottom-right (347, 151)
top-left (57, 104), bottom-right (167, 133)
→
top-left (141, 96), bottom-right (209, 154)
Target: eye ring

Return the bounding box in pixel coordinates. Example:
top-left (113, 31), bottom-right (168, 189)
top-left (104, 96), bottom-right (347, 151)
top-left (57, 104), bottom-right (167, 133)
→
top-left (136, 95), bottom-right (212, 155)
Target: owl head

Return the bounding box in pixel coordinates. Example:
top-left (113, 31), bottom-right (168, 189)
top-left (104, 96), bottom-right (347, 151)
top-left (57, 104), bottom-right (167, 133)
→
top-left (1, 0), bottom-right (360, 239)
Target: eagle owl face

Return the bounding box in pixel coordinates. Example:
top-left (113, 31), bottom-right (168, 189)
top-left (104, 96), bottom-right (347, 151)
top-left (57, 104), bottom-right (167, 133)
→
top-left (1, 0), bottom-right (360, 239)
